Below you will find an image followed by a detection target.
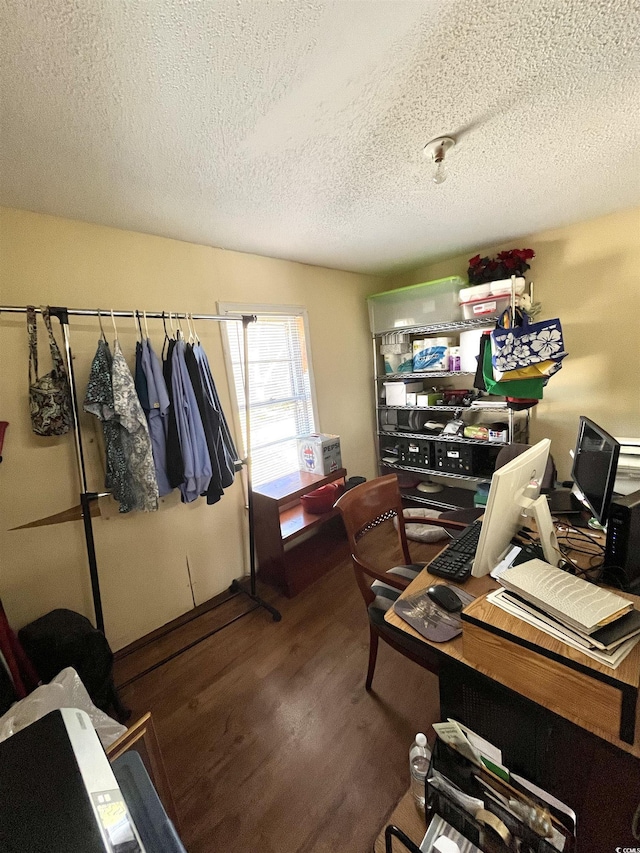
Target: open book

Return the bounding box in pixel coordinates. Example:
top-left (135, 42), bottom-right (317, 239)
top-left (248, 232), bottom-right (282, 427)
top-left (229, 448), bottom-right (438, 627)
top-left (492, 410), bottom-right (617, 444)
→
top-left (499, 559), bottom-right (632, 634)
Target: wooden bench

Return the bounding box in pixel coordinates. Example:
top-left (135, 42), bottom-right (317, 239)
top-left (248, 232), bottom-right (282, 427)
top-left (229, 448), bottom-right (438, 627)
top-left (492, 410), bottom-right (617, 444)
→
top-left (252, 468), bottom-right (347, 597)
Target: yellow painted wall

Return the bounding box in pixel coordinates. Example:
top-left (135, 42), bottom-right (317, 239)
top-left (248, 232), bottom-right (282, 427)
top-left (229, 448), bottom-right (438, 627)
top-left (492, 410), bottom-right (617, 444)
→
top-left (0, 207), bottom-right (382, 649)
top-left (4, 205), bottom-right (638, 650)
top-left (386, 207), bottom-right (640, 481)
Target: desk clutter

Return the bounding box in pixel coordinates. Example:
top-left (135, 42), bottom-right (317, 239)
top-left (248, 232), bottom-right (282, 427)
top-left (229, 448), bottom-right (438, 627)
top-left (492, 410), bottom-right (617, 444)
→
top-left (422, 720), bottom-right (577, 853)
top-left (386, 720), bottom-right (577, 853)
top-left (485, 559), bottom-right (640, 669)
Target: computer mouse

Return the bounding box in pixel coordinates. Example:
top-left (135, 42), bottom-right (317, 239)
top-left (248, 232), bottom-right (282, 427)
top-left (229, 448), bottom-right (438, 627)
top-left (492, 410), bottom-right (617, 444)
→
top-left (426, 584), bottom-right (463, 613)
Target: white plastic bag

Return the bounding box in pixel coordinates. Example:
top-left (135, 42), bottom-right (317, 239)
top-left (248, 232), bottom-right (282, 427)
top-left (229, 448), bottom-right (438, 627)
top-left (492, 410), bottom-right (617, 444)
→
top-left (0, 667), bottom-right (127, 748)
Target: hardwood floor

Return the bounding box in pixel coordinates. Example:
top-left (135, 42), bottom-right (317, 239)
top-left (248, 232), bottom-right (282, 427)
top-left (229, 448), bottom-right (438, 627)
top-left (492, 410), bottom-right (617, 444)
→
top-left (114, 532), bottom-right (442, 853)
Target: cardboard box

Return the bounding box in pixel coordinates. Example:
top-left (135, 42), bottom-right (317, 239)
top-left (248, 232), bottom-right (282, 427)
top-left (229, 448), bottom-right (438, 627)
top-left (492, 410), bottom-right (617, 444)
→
top-left (416, 391), bottom-right (444, 407)
top-left (383, 381), bottom-right (423, 406)
top-left (297, 434), bottom-right (342, 475)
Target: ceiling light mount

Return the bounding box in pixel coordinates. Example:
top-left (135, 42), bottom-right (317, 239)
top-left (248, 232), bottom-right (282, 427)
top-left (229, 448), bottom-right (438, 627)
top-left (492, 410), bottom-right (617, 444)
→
top-left (423, 136), bottom-right (456, 184)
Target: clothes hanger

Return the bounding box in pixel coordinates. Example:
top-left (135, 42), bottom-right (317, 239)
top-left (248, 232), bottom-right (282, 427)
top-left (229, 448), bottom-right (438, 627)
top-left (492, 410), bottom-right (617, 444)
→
top-left (161, 310), bottom-right (171, 359)
top-left (97, 309), bottom-right (107, 343)
top-left (176, 313), bottom-right (184, 341)
top-left (143, 310), bottom-right (150, 341)
top-left (135, 310), bottom-right (143, 342)
top-left (186, 312), bottom-right (195, 345)
top-left (110, 309), bottom-right (118, 341)
top-left (190, 313), bottom-right (201, 345)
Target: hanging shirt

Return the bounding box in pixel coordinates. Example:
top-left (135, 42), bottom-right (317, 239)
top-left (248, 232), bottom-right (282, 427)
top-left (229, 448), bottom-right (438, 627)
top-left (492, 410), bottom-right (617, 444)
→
top-left (134, 340), bottom-right (150, 412)
top-left (171, 339), bottom-right (212, 503)
top-left (184, 343), bottom-right (224, 505)
top-left (139, 338), bottom-right (172, 497)
top-left (162, 338), bottom-right (185, 489)
top-left (193, 342), bottom-right (238, 488)
top-left (111, 341), bottom-right (159, 512)
top-left (83, 339), bottom-right (137, 513)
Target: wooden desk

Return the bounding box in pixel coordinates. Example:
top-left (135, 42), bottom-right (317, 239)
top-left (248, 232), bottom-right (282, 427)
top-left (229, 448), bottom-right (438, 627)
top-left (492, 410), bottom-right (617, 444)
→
top-left (385, 566), bottom-right (640, 757)
top-left (384, 547), bottom-right (640, 848)
top-left (252, 468), bottom-right (347, 596)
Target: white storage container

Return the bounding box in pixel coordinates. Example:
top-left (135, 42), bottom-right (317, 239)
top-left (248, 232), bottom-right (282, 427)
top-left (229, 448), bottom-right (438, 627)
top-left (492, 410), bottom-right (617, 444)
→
top-left (458, 283), bottom-right (492, 303)
top-left (367, 277), bottom-right (464, 333)
top-left (460, 294), bottom-right (511, 321)
top-left (489, 277), bottom-right (526, 297)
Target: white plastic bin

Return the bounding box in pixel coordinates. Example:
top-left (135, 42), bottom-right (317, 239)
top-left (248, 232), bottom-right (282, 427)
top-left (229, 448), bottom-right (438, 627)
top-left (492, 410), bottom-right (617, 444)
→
top-left (460, 294), bottom-right (511, 321)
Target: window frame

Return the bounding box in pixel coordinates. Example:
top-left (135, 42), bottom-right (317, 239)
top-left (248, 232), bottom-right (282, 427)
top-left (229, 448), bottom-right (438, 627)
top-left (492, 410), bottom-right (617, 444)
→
top-left (217, 302), bottom-right (319, 487)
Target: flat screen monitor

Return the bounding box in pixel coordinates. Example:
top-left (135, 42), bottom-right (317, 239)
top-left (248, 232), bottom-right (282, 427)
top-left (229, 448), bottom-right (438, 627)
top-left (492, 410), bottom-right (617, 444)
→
top-left (571, 417), bottom-right (620, 525)
top-left (472, 439), bottom-right (559, 577)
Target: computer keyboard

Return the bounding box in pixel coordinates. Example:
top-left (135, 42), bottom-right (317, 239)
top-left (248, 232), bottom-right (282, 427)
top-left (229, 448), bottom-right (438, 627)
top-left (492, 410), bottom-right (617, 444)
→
top-left (428, 519), bottom-right (482, 581)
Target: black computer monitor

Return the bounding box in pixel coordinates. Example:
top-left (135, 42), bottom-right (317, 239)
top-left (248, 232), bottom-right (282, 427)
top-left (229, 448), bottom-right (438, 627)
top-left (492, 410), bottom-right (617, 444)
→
top-left (571, 417), bottom-right (620, 525)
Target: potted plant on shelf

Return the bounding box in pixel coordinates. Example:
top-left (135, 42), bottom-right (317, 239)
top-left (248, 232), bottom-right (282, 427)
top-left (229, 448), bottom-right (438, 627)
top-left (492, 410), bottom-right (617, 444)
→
top-left (467, 248), bottom-right (534, 287)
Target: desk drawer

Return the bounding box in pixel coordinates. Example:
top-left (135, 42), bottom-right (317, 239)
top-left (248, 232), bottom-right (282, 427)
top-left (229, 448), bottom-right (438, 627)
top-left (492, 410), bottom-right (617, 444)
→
top-left (462, 620), bottom-right (623, 740)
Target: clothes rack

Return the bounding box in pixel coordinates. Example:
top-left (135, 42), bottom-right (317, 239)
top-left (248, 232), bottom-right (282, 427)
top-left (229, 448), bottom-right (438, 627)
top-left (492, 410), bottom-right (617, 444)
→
top-left (0, 304), bottom-right (281, 657)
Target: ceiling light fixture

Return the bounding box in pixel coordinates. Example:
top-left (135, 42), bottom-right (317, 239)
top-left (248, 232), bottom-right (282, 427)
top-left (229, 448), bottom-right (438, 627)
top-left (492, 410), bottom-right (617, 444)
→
top-left (423, 136), bottom-right (455, 184)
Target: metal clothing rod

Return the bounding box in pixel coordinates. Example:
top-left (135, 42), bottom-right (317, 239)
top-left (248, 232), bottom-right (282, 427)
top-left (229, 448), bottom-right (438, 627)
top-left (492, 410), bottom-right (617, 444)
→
top-left (0, 305), bottom-right (245, 322)
top-left (1, 303), bottom-right (281, 644)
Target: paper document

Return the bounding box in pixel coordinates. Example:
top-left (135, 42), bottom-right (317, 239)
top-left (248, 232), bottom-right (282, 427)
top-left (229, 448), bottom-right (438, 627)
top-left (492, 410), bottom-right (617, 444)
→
top-left (500, 559), bottom-right (632, 633)
top-left (432, 721), bottom-right (482, 765)
top-left (487, 589), bottom-right (640, 668)
top-left (490, 544), bottom-right (522, 580)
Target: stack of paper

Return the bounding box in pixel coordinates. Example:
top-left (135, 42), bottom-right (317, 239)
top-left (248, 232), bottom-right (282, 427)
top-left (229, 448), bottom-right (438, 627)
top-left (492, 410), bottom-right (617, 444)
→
top-left (492, 560), bottom-right (640, 668)
top-left (499, 560), bottom-right (633, 632)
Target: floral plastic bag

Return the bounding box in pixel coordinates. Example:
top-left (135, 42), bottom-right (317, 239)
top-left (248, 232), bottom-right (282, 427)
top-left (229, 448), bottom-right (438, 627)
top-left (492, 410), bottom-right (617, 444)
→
top-left (0, 667), bottom-right (126, 748)
top-left (491, 312), bottom-right (567, 376)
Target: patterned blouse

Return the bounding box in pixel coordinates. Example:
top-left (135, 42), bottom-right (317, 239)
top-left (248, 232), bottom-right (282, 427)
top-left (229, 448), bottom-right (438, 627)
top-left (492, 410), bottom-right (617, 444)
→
top-left (111, 341), bottom-right (159, 512)
top-left (84, 339), bottom-right (158, 513)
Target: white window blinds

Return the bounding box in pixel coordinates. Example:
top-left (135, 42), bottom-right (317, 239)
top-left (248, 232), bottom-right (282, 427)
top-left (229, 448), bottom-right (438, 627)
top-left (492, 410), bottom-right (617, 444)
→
top-left (219, 306), bottom-right (317, 487)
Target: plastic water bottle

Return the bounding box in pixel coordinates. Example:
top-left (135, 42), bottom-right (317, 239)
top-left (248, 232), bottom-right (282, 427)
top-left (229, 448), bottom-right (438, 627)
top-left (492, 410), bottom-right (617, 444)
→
top-left (409, 732), bottom-right (431, 814)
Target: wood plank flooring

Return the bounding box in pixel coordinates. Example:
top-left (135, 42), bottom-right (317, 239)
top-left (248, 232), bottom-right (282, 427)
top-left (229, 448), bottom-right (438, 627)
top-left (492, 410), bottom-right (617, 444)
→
top-left (114, 534), bottom-right (442, 853)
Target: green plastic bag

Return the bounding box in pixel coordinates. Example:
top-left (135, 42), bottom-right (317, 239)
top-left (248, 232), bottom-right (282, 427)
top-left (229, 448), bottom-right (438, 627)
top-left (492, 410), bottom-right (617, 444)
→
top-left (482, 337), bottom-right (545, 399)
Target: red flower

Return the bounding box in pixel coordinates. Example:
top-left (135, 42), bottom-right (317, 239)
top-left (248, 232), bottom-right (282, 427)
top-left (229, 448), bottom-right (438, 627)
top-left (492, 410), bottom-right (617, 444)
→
top-left (467, 247), bottom-right (534, 285)
top-left (514, 248), bottom-right (535, 260)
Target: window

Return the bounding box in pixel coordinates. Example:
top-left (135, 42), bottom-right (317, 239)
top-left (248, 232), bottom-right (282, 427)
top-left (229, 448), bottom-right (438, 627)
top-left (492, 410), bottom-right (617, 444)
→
top-left (218, 303), bottom-right (317, 487)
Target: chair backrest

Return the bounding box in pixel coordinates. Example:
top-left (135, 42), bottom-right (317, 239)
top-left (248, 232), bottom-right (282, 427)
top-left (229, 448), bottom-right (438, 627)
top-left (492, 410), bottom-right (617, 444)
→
top-left (335, 475), bottom-right (412, 604)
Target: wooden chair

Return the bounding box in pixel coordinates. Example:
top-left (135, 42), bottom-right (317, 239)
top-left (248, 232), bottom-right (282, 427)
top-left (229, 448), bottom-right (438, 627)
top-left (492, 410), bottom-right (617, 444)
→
top-left (334, 474), bottom-right (467, 690)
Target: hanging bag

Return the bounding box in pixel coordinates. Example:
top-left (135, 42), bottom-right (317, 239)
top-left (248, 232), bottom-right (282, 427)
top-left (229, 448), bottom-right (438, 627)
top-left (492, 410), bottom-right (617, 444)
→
top-left (481, 335), bottom-right (545, 399)
top-left (491, 310), bottom-right (567, 377)
top-left (27, 306), bottom-right (73, 436)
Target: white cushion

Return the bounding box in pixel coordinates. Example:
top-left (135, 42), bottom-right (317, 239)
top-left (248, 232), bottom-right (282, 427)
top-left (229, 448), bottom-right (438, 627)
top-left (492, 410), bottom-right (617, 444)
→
top-left (394, 507), bottom-right (449, 543)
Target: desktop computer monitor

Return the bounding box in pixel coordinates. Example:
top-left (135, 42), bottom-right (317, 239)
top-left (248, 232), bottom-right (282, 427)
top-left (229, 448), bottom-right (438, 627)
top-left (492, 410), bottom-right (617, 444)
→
top-left (472, 439), bottom-right (559, 577)
top-left (571, 416), bottom-right (620, 525)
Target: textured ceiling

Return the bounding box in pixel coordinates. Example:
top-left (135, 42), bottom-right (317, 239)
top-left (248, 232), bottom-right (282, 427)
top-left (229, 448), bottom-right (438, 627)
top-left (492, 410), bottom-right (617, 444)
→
top-left (1, 0), bottom-right (640, 274)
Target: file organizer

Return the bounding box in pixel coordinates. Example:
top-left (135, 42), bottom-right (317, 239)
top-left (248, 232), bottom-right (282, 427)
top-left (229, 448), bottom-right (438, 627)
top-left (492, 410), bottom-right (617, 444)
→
top-left (423, 738), bottom-right (576, 853)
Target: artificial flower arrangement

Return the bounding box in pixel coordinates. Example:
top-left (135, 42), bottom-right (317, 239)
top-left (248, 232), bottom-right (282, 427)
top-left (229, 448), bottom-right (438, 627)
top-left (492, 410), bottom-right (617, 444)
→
top-left (467, 248), bottom-right (535, 285)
